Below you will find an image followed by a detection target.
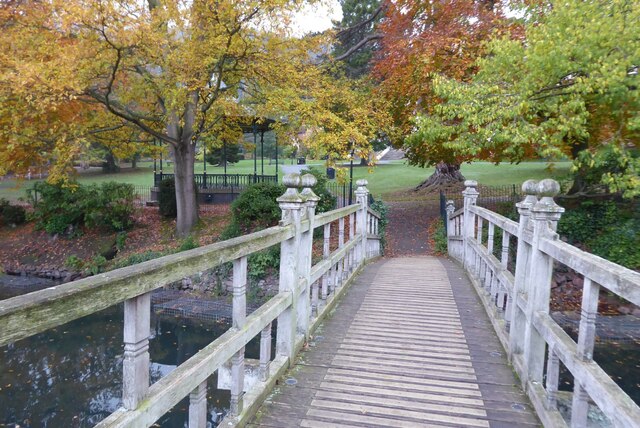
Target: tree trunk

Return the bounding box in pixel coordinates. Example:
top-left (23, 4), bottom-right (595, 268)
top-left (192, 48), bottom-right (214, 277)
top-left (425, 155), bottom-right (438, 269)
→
top-left (414, 162), bottom-right (465, 192)
top-left (172, 142), bottom-right (199, 237)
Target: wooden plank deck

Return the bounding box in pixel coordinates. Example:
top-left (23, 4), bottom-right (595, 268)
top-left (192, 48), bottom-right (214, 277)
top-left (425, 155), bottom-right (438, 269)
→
top-left (249, 256), bottom-right (540, 427)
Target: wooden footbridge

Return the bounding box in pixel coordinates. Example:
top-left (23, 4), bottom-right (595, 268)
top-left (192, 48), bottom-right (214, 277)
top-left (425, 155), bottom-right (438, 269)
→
top-left (1, 176), bottom-right (639, 428)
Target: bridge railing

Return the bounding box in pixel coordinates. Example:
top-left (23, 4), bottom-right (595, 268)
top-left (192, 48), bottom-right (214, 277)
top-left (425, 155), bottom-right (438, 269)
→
top-left (446, 179), bottom-right (640, 428)
top-left (0, 174), bottom-right (380, 428)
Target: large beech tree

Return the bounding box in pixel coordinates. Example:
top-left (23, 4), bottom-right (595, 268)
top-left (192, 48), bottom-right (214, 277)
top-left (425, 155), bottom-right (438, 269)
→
top-left (0, 0), bottom-right (388, 235)
top-left (372, 0), bottom-right (510, 189)
top-left (411, 0), bottom-right (639, 197)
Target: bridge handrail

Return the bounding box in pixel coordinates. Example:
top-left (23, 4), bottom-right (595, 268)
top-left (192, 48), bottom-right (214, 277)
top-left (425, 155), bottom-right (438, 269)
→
top-left (446, 179), bottom-right (640, 428)
top-left (0, 174), bottom-right (381, 428)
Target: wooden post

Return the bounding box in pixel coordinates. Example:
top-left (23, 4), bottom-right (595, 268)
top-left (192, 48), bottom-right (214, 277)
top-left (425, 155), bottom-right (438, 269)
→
top-left (276, 173), bottom-right (303, 362)
top-left (355, 179), bottom-right (369, 264)
top-left (260, 322), bottom-right (272, 381)
top-left (122, 292), bottom-right (150, 410)
top-left (571, 382), bottom-right (590, 428)
top-left (501, 231), bottom-right (511, 319)
top-left (462, 181), bottom-right (479, 269)
top-left (338, 217), bottom-right (345, 281)
top-left (487, 222), bottom-right (495, 256)
top-left (523, 179), bottom-right (564, 384)
top-left (576, 277), bottom-right (599, 361)
top-left (188, 381), bottom-right (207, 428)
top-left (508, 180), bottom-right (538, 355)
top-left (300, 173), bottom-right (319, 337)
top-left (229, 256), bottom-right (247, 417)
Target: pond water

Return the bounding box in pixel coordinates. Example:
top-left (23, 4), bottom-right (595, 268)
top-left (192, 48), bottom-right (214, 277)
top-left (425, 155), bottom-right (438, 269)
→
top-left (0, 281), bottom-right (266, 428)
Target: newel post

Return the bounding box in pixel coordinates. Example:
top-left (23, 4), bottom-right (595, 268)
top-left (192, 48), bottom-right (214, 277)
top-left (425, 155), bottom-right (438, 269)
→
top-left (509, 180), bottom-right (538, 355)
top-left (299, 174), bottom-right (320, 337)
top-left (276, 173), bottom-right (304, 361)
top-left (462, 180), bottom-right (479, 269)
top-left (523, 179), bottom-right (564, 384)
top-left (355, 179), bottom-right (369, 264)
top-left (445, 200), bottom-right (455, 254)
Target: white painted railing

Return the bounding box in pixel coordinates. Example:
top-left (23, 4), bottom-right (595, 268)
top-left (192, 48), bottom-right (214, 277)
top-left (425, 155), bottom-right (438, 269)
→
top-left (0, 175), bottom-right (381, 428)
top-left (447, 179), bottom-right (640, 428)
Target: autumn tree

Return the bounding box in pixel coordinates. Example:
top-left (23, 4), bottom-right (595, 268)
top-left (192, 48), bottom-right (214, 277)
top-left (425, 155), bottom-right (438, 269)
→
top-left (373, 0), bottom-right (510, 189)
top-left (1, 0), bottom-right (389, 236)
top-left (411, 0), bottom-right (639, 197)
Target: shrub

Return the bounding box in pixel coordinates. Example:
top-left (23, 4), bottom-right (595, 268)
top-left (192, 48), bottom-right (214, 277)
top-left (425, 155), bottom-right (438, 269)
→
top-left (369, 200), bottom-right (389, 254)
top-left (158, 177), bottom-right (177, 218)
top-left (2, 204), bottom-right (26, 226)
top-left (111, 250), bottom-right (165, 269)
top-left (86, 255), bottom-right (107, 275)
top-left (432, 219), bottom-right (448, 255)
top-left (27, 181), bottom-right (136, 235)
top-left (248, 247), bottom-right (280, 282)
top-left (65, 255), bottom-right (84, 271)
top-left (178, 235), bottom-right (199, 252)
top-left (224, 182), bottom-right (286, 237)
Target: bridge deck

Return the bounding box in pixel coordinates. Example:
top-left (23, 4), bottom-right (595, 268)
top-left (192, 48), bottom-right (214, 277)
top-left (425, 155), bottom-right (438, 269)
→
top-left (250, 257), bottom-right (540, 427)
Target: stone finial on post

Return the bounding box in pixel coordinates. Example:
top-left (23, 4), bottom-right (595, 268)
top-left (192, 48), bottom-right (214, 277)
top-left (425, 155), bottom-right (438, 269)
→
top-left (509, 179), bottom-right (539, 355)
top-left (354, 179), bottom-right (369, 264)
top-left (299, 173), bottom-right (319, 336)
top-left (445, 200), bottom-right (455, 234)
top-left (462, 180), bottom-right (479, 269)
top-left (523, 179), bottom-right (564, 384)
top-left (276, 173), bottom-right (304, 361)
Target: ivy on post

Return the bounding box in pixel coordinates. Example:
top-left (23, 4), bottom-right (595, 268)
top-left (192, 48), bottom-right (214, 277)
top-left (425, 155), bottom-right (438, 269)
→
top-left (354, 179), bottom-right (369, 264)
top-left (508, 180), bottom-right (538, 356)
top-left (300, 173), bottom-right (319, 337)
top-left (523, 179), bottom-right (564, 384)
top-left (462, 180), bottom-right (479, 269)
top-left (276, 173), bottom-right (304, 362)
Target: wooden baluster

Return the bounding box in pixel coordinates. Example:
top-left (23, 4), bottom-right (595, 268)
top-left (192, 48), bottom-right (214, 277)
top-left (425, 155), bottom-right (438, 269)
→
top-left (477, 217), bottom-right (484, 246)
top-left (338, 217), bottom-right (345, 282)
top-left (189, 380), bottom-right (207, 428)
top-left (259, 322), bottom-right (272, 381)
top-left (545, 348), bottom-right (560, 410)
top-left (230, 256), bottom-right (247, 417)
top-left (349, 213), bottom-right (355, 274)
top-left (300, 174), bottom-right (319, 335)
top-left (322, 223), bottom-right (331, 299)
top-left (577, 278), bottom-right (599, 361)
top-left (487, 223), bottom-right (495, 256)
top-left (122, 292), bottom-right (150, 410)
top-left (571, 382), bottom-right (590, 428)
top-left (498, 230), bottom-right (510, 316)
top-left (311, 279), bottom-right (319, 316)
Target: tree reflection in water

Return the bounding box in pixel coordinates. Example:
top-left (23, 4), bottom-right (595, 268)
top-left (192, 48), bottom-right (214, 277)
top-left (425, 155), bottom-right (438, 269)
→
top-left (0, 301), bottom-right (244, 427)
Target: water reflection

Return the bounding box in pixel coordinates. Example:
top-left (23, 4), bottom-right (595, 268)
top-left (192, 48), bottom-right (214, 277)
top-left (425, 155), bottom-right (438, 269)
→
top-left (0, 298), bottom-right (256, 427)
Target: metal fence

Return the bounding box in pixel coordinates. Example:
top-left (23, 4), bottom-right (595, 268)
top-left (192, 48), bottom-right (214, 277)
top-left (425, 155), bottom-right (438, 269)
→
top-left (153, 173), bottom-right (277, 189)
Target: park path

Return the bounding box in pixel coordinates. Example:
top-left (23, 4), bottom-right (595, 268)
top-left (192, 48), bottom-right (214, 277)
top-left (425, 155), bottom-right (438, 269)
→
top-left (385, 200), bottom-right (439, 256)
top-left (250, 257), bottom-right (539, 427)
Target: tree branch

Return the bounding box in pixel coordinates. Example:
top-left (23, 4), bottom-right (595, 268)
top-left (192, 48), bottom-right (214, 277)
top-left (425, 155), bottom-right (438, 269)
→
top-left (335, 34), bottom-right (383, 61)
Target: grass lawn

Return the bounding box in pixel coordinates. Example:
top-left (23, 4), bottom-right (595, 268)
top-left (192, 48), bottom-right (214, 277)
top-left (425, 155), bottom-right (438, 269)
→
top-left (0, 159), bottom-right (572, 202)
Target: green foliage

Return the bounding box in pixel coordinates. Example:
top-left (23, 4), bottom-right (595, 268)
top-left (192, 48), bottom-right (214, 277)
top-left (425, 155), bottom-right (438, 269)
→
top-left (158, 177), bottom-right (177, 218)
top-left (248, 247), bottom-right (280, 282)
top-left (86, 255), bottom-right (107, 275)
top-left (572, 145), bottom-right (639, 198)
top-left (115, 232), bottom-right (127, 252)
top-left (432, 219), bottom-right (448, 255)
top-left (2, 203), bottom-right (26, 226)
top-left (205, 142), bottom-right (241, 166)
top-left (369, 199), bottom-right (388, 253)
top-left (110, 250), bottom-right (165, 270)
top-left (27, 181), bottom-right (135, 235)
top-left (558, 200), bottom-right (639, 269)
top-left (300, 167), bottom-right (337, 213)
top-left (409, 0), bottom-right (640, 197)
top-left (178, 235), bottom-right (199, 252)
top-left (64, 255), bottom-right (84, 271)
top-left (224, 182), bottom-right (286, 237)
